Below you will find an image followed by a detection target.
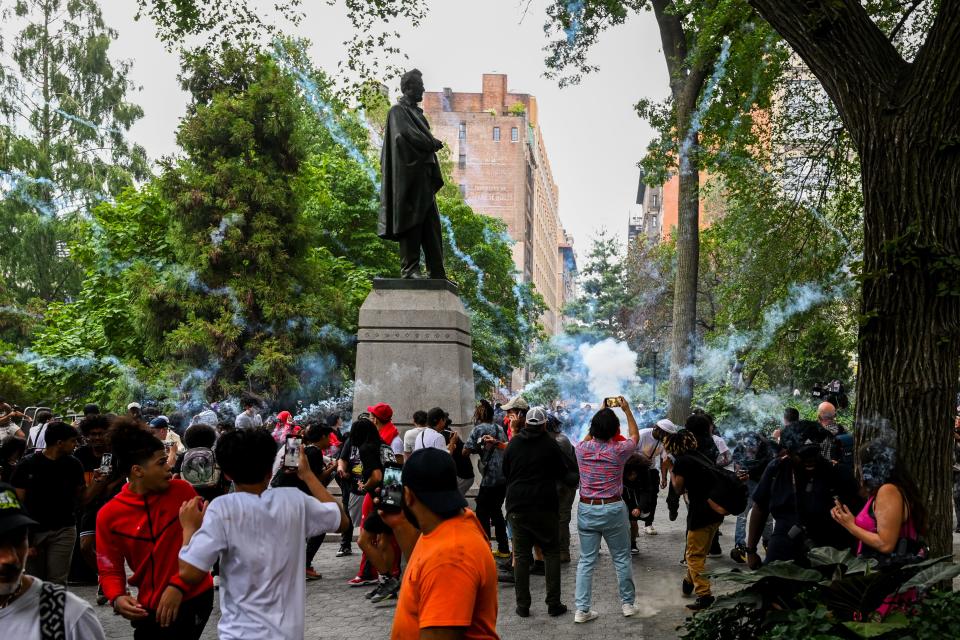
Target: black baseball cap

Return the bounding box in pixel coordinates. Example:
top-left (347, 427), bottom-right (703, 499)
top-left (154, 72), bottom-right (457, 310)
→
top-left (0, 483), bottom-right (37, 536)
top-left (401, 448), bottom-right (467, 516)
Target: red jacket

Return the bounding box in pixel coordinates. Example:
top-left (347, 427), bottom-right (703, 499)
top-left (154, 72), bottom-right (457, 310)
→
top-left (96, 479), bottom-right (212, 610)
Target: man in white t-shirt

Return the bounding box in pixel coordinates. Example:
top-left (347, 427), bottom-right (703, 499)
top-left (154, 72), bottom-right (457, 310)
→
top-left (402, 410), bottom-right (429, 457)
top-left (25, 409), bottom-right (53, 451)
top-left (634, 418), bottom-right (677, 535)
top-left (0, 483), bottom-right (105, 639)
top-left (412, 407), bottom-right (458, 454)
top-left (178, 429), bottom-right (347, 640)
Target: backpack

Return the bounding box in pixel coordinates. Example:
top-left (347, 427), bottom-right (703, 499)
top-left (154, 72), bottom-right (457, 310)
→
top-left (686, 450), bottom-right (749, 516)
top-left (180, 447), bottom-right (221, 490)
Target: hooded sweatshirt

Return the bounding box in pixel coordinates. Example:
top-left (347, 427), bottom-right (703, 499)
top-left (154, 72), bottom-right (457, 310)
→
top-left (502, 427), bottom-right (576, 514)
top-left (96, 479), bottom-right (213, 610)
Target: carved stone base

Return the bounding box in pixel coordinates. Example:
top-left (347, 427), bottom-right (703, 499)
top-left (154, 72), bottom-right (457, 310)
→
top-left (351, 279), bottom-right (476, 434)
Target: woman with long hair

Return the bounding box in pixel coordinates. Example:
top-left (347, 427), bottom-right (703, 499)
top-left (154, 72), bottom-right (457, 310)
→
top-left (831, 438), bottom-right (927, 614)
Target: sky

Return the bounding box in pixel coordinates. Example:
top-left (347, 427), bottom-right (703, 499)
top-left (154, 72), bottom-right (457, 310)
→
top-left (99, 0), bottom-right (670, 261)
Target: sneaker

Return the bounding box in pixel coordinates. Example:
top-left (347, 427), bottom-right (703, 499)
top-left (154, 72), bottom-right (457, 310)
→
top-left (644, 525), bottom-right (657, 536)
top-left (96, 585), bottom-right (108, 606)
top-left (574, 610), bottom-right (599, 624)
top-left (530, 560), bottom-right (545, 576)
top-left (498, 570), bottom-right (515, 584)
top-left (305, 568), bottom-right (322, 581)
top-left (548, 604), bottom-right (568, 617)
top-left (493, 550), bottom-right (511, 559)
top-left (516, 606), bottom-right (530, 617)
top-left (212, 575), bottom-right (220, 591)
top-left (366, 578), bottom-right (386, 599)
top-left (336, 544), bottom-right (352, 557)
top-left (347, 576), bottom-right (378, 587)
top-left (630, 541), bottom-right (640, 555)
top-left (370, 576), bottom-right (400, 603)
top-left (730, 545), bottom-right (747, 564)
top-left (686, 595), bottom-right (715, 611)
top-left (622, 603), bottom-right (641, 617)
top-left (682, 578), bottom-right (694, 596)
top-left (668, 509), bottom-right (678, 521)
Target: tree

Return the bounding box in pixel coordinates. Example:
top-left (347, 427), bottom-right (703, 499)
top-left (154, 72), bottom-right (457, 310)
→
top-left (564, 229), bottom-right (630, 341)
top-left (542, 0), bottom-right (780, 423)
top-left (745, 0), bottom-right (960, 556)
top-left (0, 0), bottom-right (148, 303)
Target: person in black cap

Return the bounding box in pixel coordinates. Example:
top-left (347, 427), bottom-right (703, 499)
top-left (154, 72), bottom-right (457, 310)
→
top-left (374, 448), bottom-right (500, 639)
top-left (746, 420), bottom-right (861, 569)
top-left (0, 483), bottom-right (106, 638)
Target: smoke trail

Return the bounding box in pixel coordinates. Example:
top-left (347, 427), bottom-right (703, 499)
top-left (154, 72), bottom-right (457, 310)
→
top-left (0, 306), bottom-right (43, 320)
top-left (54, 108), bottom-right (126, 138)
top-left (357, 107), bottom-right (384, 150)
top-left (272, 43), bottom-right (379, 191)
top-left (438, 213), bottom-right (493, 308)
top-left (16, 350), bottom-right (142, 390)
top-left (564, 1), bottom-right (585, 44)
top-left (210, 212), bottom-right (243, 246)
top-left (679, 37), bottom-right (732, 176)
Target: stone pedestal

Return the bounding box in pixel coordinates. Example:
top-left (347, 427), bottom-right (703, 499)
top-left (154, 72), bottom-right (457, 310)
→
top-left (352, 279), bottom-right (476, 434)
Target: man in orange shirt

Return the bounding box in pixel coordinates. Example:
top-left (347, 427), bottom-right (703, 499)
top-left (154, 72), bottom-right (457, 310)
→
top-left (370, 448), bottom-right (499, 640)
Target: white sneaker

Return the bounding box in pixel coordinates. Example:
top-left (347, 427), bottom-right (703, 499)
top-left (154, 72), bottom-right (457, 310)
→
top-left (212, 575), bottom-right (220, 590)
top-left (622, 603), bottom-right (640, 617)
top-left (644, 525), bottom-right (657, 536)
top-left (574, 610), bottom-right (599, 623)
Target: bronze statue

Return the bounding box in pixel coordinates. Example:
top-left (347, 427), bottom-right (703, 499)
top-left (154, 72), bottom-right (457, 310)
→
top-left (378, 69), bottom-right (447, 279)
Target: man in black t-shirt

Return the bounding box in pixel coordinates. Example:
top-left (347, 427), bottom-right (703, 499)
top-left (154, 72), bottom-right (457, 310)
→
top-left (10, 421), bottom-right (85, 584)
top-left (668, 425), bottom-right (725, 612)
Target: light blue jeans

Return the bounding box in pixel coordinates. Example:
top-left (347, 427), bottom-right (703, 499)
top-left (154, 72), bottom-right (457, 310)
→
top-left (734, 479), bottom-right (773, 547)
top-left (575, 501), bottom-right (635, 611)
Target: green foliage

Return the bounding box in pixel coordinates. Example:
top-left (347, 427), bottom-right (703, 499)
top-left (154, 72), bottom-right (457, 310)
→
top-left (507, 102), bottom-right (526, 116)
top-left (564, 229), bottom-right (630, 341)
top-left (0, 0), bottom-right (149, 304)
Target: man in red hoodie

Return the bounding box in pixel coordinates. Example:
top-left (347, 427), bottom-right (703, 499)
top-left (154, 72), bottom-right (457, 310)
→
top-left (96, 418), bottom-right (213, 639)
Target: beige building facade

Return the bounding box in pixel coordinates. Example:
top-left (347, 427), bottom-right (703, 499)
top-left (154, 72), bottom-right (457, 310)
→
top-left (422, 74), bottom-right (569, 337)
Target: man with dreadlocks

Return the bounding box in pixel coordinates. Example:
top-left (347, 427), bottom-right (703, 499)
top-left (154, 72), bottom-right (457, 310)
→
top-left (666, 428), bottom-right (724, 611)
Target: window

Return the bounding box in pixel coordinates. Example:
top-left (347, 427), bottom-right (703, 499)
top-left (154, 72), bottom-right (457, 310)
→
top-left (493, 127), bottom-right (500, 141)
top-left (650, 194), bottom-right (659, 208)
top-left (458, 184), bottom-right (466, 197)
top-left (458, 122), bottom-right (466, 140)
top-left (511, 127), bottom-right (519, 142)
top-left (458, 152), bottom-right (466, 169)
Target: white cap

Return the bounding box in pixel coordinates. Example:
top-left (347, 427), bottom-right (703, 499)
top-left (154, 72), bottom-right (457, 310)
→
top-left (127, 402), bottom-right (141, 411)
top-left (655, 418), bottom-right (679, 434)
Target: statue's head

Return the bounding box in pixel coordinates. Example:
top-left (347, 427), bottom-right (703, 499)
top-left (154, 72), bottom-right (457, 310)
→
top-left (401, 69), bottom-right (425, 104)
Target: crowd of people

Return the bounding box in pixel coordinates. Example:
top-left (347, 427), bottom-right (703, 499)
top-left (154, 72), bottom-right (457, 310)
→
top-left (0, 393), bottom-right (949, 638)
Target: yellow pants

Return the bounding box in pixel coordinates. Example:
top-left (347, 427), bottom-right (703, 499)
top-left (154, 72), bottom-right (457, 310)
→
top-left (685, 521), bottom-right (721, 597)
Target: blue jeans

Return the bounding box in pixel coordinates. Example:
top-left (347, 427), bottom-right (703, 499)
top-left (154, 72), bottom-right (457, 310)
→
top-left (575, 501), bottom-right (635, 611)
top-left (734, 479), bottom-right (772, 547)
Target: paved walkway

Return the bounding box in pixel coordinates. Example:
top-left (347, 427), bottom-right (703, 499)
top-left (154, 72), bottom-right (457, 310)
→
top-left (72, 493), bottom-right (740, 638)
top-left (72, 495), bottom-right (960, 639)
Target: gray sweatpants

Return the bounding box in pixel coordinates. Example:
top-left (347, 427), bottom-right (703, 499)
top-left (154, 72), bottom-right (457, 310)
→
top-left (28, 526), bottom-right (77, 585)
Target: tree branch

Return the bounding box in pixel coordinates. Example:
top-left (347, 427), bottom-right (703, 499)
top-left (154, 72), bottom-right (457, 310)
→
top-left (748, 0), bottom-right (907, 140)
top-left (650, 0), bottom-right (688, 84)
top-left (909, 1), bottom-right (960, 124)
top-left (888, 0), bottom-right (924, 42)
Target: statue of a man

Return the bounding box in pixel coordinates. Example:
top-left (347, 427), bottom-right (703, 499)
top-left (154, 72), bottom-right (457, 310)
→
top-left (378, 69), bottom-right (447, 280)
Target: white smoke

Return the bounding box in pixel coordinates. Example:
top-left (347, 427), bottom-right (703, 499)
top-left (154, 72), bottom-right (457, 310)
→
top-left (578, 338), bottom-right (640, 400)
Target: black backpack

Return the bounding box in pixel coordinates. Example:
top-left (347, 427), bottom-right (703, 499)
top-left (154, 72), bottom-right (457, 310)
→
top-left (685, 450), bottom-right (749, 516)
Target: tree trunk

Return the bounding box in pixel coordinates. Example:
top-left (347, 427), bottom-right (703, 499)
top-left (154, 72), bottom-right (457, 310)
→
top-left (747, 0), bottom-right (960, 557)
top-left (854, 129), bottom-right (960, 557)
top-left (667, 132), bottom-right (701, 423)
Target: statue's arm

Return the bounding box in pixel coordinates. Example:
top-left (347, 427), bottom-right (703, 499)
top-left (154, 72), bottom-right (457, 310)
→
top-left (393, 107), bottom-right (440, 154)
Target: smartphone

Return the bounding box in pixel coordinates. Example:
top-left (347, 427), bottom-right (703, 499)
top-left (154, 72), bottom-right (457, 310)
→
top-left (380, 464), bottom-right (403, 513)
top-left (604, 396), bottom-right (622, 408)
top-left (99, 453), bottom-right (113, 475)
top-left (284, 436), bottom-right (302, 469)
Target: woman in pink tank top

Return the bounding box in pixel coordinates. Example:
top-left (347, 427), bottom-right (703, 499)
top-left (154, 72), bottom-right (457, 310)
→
top-left (830, 438), bottom-right (927, 615)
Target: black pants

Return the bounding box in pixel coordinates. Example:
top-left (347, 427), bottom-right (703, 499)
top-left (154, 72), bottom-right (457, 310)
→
top-left (475, 485), bottom-right (509, 552)
top-left (640, 469), bottom-right (660, 526)
top-left (667, 481), bottom-right (680, 514)
top-left (508, 511), bottom-right (562, 609)
top-left (306, 534), bottom-right (325, 567)
top-left (336, 477), bottom-right (352, 547)
top-left (398, 205), bottom-right (446, 279)
top-left (132, 588), bottom-right (214, 640)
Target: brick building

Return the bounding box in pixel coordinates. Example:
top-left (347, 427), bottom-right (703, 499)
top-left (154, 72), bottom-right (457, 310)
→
top-left (422, 74), bottom-right (570, 337)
